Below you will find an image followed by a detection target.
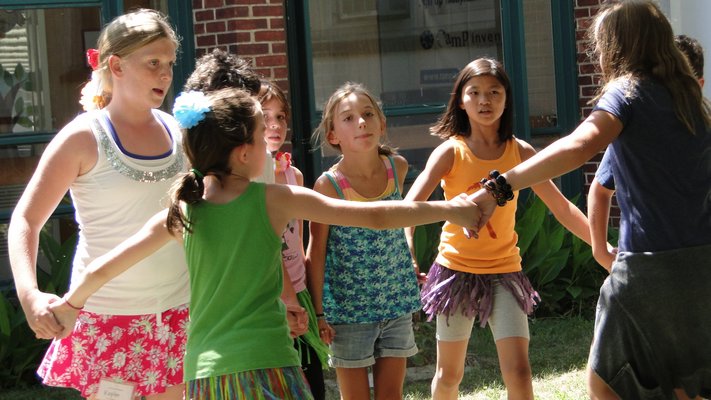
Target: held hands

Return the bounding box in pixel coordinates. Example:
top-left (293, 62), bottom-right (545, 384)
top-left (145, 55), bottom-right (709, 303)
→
top-left (446, 193), bottom-right (483, 239)
top-left (20, 290), bottom-right (64, 339)
top-left (317, 318), bottom-right (335, 345)
top-left (463, 189), bottom-right (497, 239)
top-left (285, 303), bottom-right (308, 338)
top-left (47, 298), bottom-right (81, 339)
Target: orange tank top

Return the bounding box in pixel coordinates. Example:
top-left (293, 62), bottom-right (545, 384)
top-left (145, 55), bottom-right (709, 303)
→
top-left (436, 136), bottom-right (522, 274)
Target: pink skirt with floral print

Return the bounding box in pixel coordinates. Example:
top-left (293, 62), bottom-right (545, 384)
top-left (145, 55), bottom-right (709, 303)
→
top-left (38, 304), bottom-right (189, 398)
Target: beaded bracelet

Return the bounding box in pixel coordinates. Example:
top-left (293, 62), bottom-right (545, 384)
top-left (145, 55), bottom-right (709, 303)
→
top-left (315, 313), bottom-right (326, 320)
top-left (63, 295), bottom-right (84, 311)
top-left (480, 170), bottom-right (514, 207)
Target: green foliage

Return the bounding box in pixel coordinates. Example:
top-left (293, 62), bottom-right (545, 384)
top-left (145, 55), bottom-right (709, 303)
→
top-left (412, 221), bottom-right (442, 274)
top-left (0, 62), bottom-right (36, 131)
top-left (515, 193), bottom-right (613, 317)
top-left (0, 231), bottom-right (76, 388)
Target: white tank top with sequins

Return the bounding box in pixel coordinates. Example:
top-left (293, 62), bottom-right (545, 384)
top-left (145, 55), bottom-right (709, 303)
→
top-left (69, 109), bottom-right (190, 315)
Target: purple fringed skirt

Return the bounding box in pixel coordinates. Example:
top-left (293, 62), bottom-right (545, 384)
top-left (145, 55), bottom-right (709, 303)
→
top-left (420, 262), bottom-right (540, 328)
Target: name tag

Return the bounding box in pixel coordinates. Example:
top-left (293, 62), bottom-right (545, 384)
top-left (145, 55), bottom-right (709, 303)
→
top-left (96, 378), bottom-right (136, 400)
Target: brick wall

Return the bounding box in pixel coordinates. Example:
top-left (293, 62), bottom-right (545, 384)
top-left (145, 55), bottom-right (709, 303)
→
top-left (573, 0), bottom-right (618, 225)
top-left (190, 0), bottom-right (289, 92)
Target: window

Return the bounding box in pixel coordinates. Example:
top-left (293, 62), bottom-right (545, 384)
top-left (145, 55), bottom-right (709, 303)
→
top-left (0, 0), bottom-right (194, 283)
top-left (308, 0), bottom-right (503, 173)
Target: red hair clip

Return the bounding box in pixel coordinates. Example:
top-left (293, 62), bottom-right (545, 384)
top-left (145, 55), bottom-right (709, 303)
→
top-left (86, 48), bottom-right (99, 70)
top-left (274, 152), bottom-right (292, 173)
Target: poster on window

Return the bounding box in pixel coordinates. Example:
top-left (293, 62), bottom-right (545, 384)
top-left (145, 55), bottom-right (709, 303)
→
top-left (377, 0), bottom-right (502, 106)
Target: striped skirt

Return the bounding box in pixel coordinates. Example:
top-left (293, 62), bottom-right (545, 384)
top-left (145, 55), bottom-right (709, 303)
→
top-left (188, 367), bottom-right (313, 400)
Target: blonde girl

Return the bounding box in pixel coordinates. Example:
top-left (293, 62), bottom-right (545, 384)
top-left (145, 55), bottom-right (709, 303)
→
top-left (8, 9), bottom-right (188, 399)
top-left (404, 58), bottom-right (592, 400)
top-left (49, 87), bottom-right (482, 399)
top-left (307, 82), bottom-right (422, 399)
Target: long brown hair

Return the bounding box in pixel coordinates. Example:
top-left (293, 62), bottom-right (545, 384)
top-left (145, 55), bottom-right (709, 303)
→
top-left (431, 58), bottom-right (514, 142)
top-left (589, 0), bottom-right (711, 132)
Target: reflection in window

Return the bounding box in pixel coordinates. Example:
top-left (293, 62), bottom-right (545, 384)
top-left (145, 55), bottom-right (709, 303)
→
top-left (310, 0), bottom-right (502, 111)
top-left (523, 0), bottom-right (558, 130)
top-left (310, 0), bottom-right (502, 172)
top-left (0, 8), bottom-right (100, 222)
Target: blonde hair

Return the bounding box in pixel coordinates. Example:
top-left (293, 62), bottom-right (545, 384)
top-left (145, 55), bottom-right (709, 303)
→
top-left (86, 9), bottom-right (179, 108)
top-left (312, 82), bottom-right (394, 156)
top-left (589, 0), bottom-right (710, 132)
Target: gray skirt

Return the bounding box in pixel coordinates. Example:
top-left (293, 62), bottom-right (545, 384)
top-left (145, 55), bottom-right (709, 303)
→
top-left (589, 243), bottom-right (711, 399)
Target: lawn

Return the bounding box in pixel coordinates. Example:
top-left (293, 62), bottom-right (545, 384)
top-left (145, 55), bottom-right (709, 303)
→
top-left (2, 317), bottom-right (594, 400)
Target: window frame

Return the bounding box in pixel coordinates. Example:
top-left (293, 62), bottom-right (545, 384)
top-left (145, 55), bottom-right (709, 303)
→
top-left (0, 0), bottom-right (194, 221)
top-left (287, 1), bottom-right (581, 196)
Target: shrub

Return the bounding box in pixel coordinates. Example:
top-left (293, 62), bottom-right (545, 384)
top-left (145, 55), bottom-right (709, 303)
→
top-left (516, 193), bottom-right (615, 317)
top-left (0, 231), bottom-right (76, 388)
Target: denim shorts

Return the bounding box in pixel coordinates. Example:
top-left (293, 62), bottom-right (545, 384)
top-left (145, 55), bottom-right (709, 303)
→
top-left (329, 314), bottom-right (418, 368)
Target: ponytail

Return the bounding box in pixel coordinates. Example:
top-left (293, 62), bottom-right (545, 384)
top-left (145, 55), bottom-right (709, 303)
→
top-left (167, 170), bottom-right (204, 233)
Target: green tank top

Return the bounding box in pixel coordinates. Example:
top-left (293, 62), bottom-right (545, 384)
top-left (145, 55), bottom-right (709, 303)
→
top-left (182, 182), bottom-right (299, 380)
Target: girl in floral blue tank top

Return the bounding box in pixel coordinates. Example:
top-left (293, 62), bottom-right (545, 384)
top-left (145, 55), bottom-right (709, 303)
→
top-left (307, 82), bottom-right (421, 399)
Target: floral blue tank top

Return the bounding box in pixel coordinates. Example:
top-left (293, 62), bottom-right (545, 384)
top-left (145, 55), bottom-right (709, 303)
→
top-left (323, 156), bottom-right (421, 324)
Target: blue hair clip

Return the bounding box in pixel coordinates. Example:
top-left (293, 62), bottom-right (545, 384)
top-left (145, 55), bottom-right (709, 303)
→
top-left (173, 91), bottom-right (211, 129)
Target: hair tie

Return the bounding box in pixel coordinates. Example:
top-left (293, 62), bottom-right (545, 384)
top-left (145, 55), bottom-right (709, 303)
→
top-left (173, 91), bottom-right (211, 128)
top-left (190, 168), bottom-right (204, 179)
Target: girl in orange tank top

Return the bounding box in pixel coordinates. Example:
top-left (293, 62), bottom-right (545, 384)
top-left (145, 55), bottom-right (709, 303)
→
top-left (405, 58), bottom-right (594, 400)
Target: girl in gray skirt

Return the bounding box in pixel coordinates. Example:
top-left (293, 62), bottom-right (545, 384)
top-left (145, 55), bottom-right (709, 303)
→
top-left (468, 1), bottom-right (711, 399)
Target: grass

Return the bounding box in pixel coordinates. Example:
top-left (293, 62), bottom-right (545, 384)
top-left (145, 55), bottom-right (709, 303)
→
top-left (328, 316), bottom-right (594, 399)
top-left (2, 317), bottom-right (593, 400)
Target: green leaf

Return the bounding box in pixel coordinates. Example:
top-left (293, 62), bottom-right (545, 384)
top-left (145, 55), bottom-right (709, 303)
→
top-left (13, 97), bottom-right (24, 115)
top-left (16, 116), bottom-right (32, 128)
top-left (538, 248), bottom-right (570, 286)
top-left (566, 285), bottom-right (583, 299)
top-left (3, 70), bottom-right (12, 87)
top-left (13, 63), bottom-right (25, 81)
top-left (0, 292), bottom-right (13, 336)
top-left (515, 195), bottom-right (546, 254)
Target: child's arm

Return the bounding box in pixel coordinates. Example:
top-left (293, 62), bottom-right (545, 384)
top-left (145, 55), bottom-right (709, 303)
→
top-left (280, 262), bottom-right (307, 338)
top-left (267, 183), bottom-right (479, 234)
top-left (49, 209), bottom-right (178, 338)
top-left (470, 111), bottom-right (622, 231)
top-left (518, 140), bottom-right (593, 245)
top-left (304, 175), bottom-right (339, 344)
top-left (403, 142), bottom-right (456, 276)
top-left (588, 178), bottom-right (616, 271)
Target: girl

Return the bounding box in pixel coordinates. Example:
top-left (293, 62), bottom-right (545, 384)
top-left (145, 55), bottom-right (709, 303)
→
top-left (468, 2), bottom-right (711, 399)
top-left (307, 82), bottom-right (422, 399)
top-left (259, 78), bottom-right (330, 400)
top-left (49, 88), bottom-right (482, 399)
top-left (8, 9), bottom-right (188, 399)
top-left (404, 58), bottom-right (592, 400)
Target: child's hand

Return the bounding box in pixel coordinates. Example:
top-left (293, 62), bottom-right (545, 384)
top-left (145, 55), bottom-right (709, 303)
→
top-left (412, 261), bottom-right (427, 285)
top-left (467, 189), bottom-right (497, 235)
top-left (48, 300), bottom-right (80, 339)
top-left (285, 303), bottom-right (308, 338)
top-left (593, 243), bottom-right (618, 272)
top-left (317, 318), bottom-right (335, 345)
top-left (448, 193), bottom-right (482, 239)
